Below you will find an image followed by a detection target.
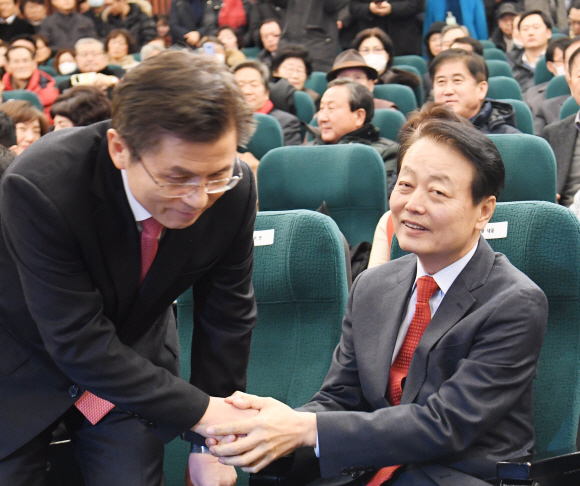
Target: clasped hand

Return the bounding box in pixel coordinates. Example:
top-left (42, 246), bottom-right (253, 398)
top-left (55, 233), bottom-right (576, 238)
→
top-left (203, 391), bottom-right (317, 473)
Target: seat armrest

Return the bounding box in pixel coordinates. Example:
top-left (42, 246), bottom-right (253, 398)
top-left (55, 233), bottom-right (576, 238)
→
top-left (497, 448), bottom-right (580, 485)
top-left (249, 447), bottom-right (320, 486)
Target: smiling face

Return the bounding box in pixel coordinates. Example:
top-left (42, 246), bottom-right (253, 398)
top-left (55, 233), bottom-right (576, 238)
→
top-left (390, 138), bottom-right (495, 274)
top-left (218, 28), bottom-right (238, 51)
top-left (108, 34), bottom-right (129, 60)
top-left (234, 66), bottom-right (269, 112)
top-left (6, 47), bottom-right (37, 83)
top-left (15, 118), bottom-right (41, 151)
top-left (260, 21), bottom-right (281, 53)
top-left (433, 59), bottom-right (487, 119)
top-left (318, 85), bottom-right (365, 143)
top-left (108, 129), bottom-right (238, 229)
top-left (275, 57), bottom-right (307, 90)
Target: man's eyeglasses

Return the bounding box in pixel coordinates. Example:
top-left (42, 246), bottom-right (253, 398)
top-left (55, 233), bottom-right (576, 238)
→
top-left (138, 156), bottom-right (243, 198)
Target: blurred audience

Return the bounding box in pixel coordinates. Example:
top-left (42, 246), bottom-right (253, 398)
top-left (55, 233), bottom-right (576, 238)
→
top-left (271, 44), bottom-right (318, 105)
top-left (155, 14), bottom-right (171, 45)
top-left (140, 40), bottom-right (165, 60)
top-left (450, 36), bottom-right (484, 55)
top-left (102, 0), bottom-right (157, 48)
top-left (0, 110), bottom-right (16, 148)
top-left (105, 28), bottom-right (139, 70)
top-left (424, 20), bottom-right (445, 62)
top-left (50, 85), bottom-right (111, 129)
top-left (217, 26), bottom-right (246, 66)
top-left (40, 0), bottom-right (98, 50)
top-left (203, 0), bottom-right (252, 47)
top-left (440, 24), bottom-right (471, 51)
top-left (53, 47), bottom-right (77, 74)
top-left (490, 3), bottom-right (518, 52)
top-left (256, 18), bottom-right (280, 69)
top-left (168, 0), bottom-right (204, 46)
top-left (570, 1), bottom-right (580, 37)
top-left (21, 0), bottom-right (47, 30)
top-left (0, 99), bottom-right (48, 154)
top-left (34, 34), bottom-right (53, 66)
top-left (0, 0), bottom-right (35, 42)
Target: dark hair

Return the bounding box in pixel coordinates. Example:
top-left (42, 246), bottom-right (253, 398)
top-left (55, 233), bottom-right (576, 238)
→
top-left (217, 25), bottom-right (242, 50)
top-left (450, 37), bottom-right (484, 56)
top-left (50, 86), bottom-right (112, 126)
top-left (398, 103), bottom-right (505, 204)
top-left (327, 78), bottom-right (374, 124)
top-left (53, 48), bottom-right (76, 74)
top-left (0, 111), bottom-right (16, 148)
top-left (0, 145), bottom-right (16, 177)
top-left (105, 29), bottom-right (136, 55)
top-left (111, 50), bottom-right (255, 155)
top-left (429, 49), bottom-right (488, 82)
top-left (351, 28), bottom-right (394, 68)
top-left (568, 45), bottom-right (580, 75)
top-left (546, 36), bottom-right (571, 63)
top-left (20, 0), bottom-right (45, 14)
top-left (9, 34), bottom-right (36, 55)
top-left (0, 100), bottom-right (49, 135)
top-left (155, 14), bottom-right (169, 25)
top-left (271, 44), bottom-right (313, 77)
top-left (6, 44), bottom-right (34, 61)
top-left (231, 59), bottom-right (270, 90)
top-left (518, 10), bottom-right (553, 30)
top-left (260, 18), bottom-right (280, 29)
top-left (200, 35), bottom-right (225, 50)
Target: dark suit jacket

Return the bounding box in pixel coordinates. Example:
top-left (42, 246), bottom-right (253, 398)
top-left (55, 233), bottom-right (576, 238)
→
top-left (533, 93), bottom-right (568, 136)
top-left (269, 108), bottom-right (302, 146)
top-left (0, 17), bottom-right (35, 42)
top-left (543, 114), bottom-right (579, 207)
top-left (0, 121), bottom-right (257, 459)
top-left (300, 238), bottom-right (547, 484)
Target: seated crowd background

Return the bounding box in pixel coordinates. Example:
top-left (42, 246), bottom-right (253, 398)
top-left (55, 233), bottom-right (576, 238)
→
top-left (3, 1), bottom-right (580, 486)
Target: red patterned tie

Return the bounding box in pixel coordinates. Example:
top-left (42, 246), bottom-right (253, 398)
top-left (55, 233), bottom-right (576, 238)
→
top-left (75, 217), bottom-right (164, 425)
top-left (367, 276), bottom-right (440, 486)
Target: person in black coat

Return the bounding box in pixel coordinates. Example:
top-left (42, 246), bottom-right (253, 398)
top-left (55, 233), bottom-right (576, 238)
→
top-left (0, 0), bottom-right (35, 42)
top-left (169, 0), bottom-right (205, 46)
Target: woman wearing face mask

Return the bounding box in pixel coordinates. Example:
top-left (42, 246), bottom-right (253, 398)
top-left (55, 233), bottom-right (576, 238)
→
top-left (352, 28), bottom-right (420, 91)
top-left (54, 48), bottom-right (77, 75)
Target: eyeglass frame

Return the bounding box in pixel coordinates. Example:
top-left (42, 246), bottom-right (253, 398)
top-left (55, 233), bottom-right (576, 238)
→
top-left (136, 154), bottom-right (243, 198)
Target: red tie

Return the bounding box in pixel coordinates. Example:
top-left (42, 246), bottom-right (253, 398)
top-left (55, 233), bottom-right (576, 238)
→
top-left (75, 217), bottom-right (164, 425)
top-left (367, 276), bottom-right (440, 486)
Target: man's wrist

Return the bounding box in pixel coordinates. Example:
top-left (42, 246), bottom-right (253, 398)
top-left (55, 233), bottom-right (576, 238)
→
top-left (298, 411), bottom-right (318, 448)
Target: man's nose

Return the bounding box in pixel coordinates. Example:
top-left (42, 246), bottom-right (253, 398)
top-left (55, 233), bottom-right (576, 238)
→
top-left (181, 187), bottom-right (209, 208)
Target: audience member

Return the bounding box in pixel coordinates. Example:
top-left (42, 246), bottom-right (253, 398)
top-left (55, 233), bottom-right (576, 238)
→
top-left (440, 24), bottom-right (471, 51)
top-left (199, 36), bottom-right (227, 65)
top-left (523, 0), bottom-right (567, 31)
top-left (0, 0), bottom-right (35, 42)
top-left (349, 0), bottom-right (424, 56)
top-left (512, 13), bottom-right (524, 50)
top-left (40, 0), bottom-right (98, 50)
top-left (246, 0), bottom-right (283, 48)
top-left (543, 46), bottom-right (580, 207)
top-left (232, 59), bottom-right (301, 146)
top-left (450, 36), bottom-right (484, 55)
top-left (206, 103), bottom-right (547, 486)
top-left (271, 44), bottom-right (319, 105)
top-left (0, 99), bottom-right (49, 154)
top-left (155, 13), bottom-right (171, 45)
top-left (102, 0), bottom-right (157, 48)
top-left (0, 110), bottom-right (15, 148)
top-left (168, 0), bottom-right (205, 47)
top-left (53, 47), bottom-right (77, 74)
top-left (217, 26), bottom-right (246, 67)
top-left (424, 0), bottom-right (488, 41)
top-left (570, 1), bottom-right (580, 37)
top-left (20, 0), bottom-right (47, 30)
top-left (58, 38), bottom-right (125, 96)
top-left (3, 45), bottom-right (59, 118)
top-left (140, 40), bottom-right (165, 60)
top-left (275, 0), bottom-right (347, 72)
top-left (326, 49), bottom-right (397, 111)
top-left (507, 10), bottom-right (552, 94)
top-left (105, 28), bottom-right (139, 70)
top-left (352, 28), bottom-right (421, 91)
top-left (11, 33), bottom-right (37, 54)
top-left (309, 78), bottom-right (398, 194)
top-left (50, 85), bottom-right (111, 129)
top-left (34, 34), bottom-right (53, 65)
top-left (203, 0), bottom-right (252, 46)
top-left (490, 2), bottom-right (518, 52)
top-left (80, 0), bottom-right (109, 39)
top-left (256, 18), bottom-right (280, 68)
top-left (431, 49), bottom-right (520, 134)
top-left (424, 20), bottom-right (445, 62)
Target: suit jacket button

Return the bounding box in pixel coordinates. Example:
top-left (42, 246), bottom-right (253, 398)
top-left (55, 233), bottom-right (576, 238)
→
top-left (68, 386), bottom-right (79, 398)
top-left (341, 467), bottom-right (349, 476)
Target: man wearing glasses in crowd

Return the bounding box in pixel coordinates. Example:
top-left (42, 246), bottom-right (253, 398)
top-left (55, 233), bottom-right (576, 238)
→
top-left (0, 51), bottom-right (258, 486)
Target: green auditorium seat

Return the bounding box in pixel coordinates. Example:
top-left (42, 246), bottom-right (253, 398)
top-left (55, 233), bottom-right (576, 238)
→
top-left (164, 209), bottom-right (349, 486)
top-left (488, 133), bottom-right (557, 203)
top-left (480, 40), bottom-right (496, 49)
top-left (38, 65), bottom-right (57, 77)
top-left (560, 96), bottom-right (579, 119)
top-left (483, 47), bottom-right (508, 62)
top-left (534, 57), bottom-right (554, 85)
top-left (244, 113), bottom-right (284, 160)
top-left (242, 47), bottom-right (261, 59)
top-left (393, 64), bottom-right (424, 106)
top-left (486, 59), bottom-right (514, 78)
top-left (304, 71), bottom-right (328, 98)
top-left (487, 76), bottom-right (523, 101)
top-left (502, 98), bottom-right (534, 134)
top-left (392, 55), bottom-right (427, 76)
top-left (293, 90), bottom-right (316, 125)
top-left (257, 144), bottom-right (388, 246)
top-left (546, 74), bottom-right (570, 99)
top-left (374, 84), bottom-right (417, 116)
top-left (2, 90), bottom-right (43, 111)
top-left (391, 201), bottom-right (580, 485)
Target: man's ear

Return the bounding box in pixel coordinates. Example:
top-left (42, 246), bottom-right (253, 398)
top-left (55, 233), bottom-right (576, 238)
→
top-left (107, 128), bottom-right (132, 170)
top-left (475, 195), bottom-right (496, 231)
top-left (477, 80), bottom-right (488, 103)
top-left (354, 108), bottom-right (366, 129)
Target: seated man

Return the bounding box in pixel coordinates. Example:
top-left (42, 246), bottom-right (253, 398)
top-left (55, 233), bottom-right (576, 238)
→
top-left (507, 10), bottom-right (552, 94)
top-left (308, 78), bottom-right (398, 199)
top-left (232, 59), bottom-right (302, 147)
top-left (204, 105), bottom-right (548, 486)
top-left (2, 45), bottom-right (58, 119)
top-left (440, 24), bottom-right (471, 51)
top-left (326, 49), bottom-right (398, 111)
top-left (432, 49), bottom-right (521, 134)
top-left (490, 2), bottom-right (518, 52)
top-left (39, 0), bottom-right (97, 50)
top-left (543, 46), bottom-right (580, 207)
top-left (257, 18), bottom-right (281, 69)
top-left (0, 0), bottom-right (34, 42)
top-left (58, 37), bottom-right (125, 96)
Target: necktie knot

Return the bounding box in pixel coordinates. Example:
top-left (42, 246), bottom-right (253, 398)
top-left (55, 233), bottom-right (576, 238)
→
top-left (141, 217), bottom-right (164, 240)
top-left (416, 276), bottom-right (439, 304)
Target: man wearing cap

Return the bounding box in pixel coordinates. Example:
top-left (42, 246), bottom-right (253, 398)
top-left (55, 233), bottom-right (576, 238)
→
top-left (490, 3), bottom-right (518, 52)
top-left (326, 49), bottom-right (397, 111)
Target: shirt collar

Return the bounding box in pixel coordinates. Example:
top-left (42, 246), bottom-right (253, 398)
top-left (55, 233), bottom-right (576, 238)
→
top-left (121, 169), bottom-right (151, 222)
top-left (415, 242), bottom-right (479, 295)
top-left (0, 14), bottom-right (16, 24)
top-left (522, 50), bottom-right (545, 69)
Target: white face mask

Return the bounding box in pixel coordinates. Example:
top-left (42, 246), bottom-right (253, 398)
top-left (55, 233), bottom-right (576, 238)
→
top-left (88, 0), bottom-right (104, 7)
top-left (556, 65), bottom-right (566, 77)
top-left (215, 53), bottom-right (226, 64)
top-left (362, 54), bottom-right (387, 75)
top-left (59, 61), bottom-right (77, 75)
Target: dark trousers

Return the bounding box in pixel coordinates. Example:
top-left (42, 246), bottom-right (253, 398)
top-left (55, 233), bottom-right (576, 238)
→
top-left (0, 406), bottom-right (166, 486)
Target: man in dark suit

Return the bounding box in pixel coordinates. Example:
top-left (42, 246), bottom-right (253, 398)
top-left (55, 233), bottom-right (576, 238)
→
top-left (0, 0), bottom-right (35, 41)
top-left (543, 46), bottom-right (580, 207)
top-left (206, 110), bottom-right (548, 485)
top-left (0, 51), bottom-right (258, 486)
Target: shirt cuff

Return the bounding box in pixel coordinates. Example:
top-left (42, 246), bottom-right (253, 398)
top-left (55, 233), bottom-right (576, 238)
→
top-left (314, 432), bottom-right (320, 458)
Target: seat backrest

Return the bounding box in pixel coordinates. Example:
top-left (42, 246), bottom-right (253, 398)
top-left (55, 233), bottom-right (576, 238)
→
top-left (560, 96), bottom-right (578, 119)
top-left (534, 56), bottom-right (554, 85)
top-left (372, 108), bottom-right (406, 142)
top-left (392, 55), bottom-right (427, 75)
top-left (480, 40), bottom-right (496, 49)
top-left (258, 144), bottom-right (387, 246)
top-left (483, 47), bottom-right (508, 62)
top-left (486, 59), bottom-right (514, 78)
top-left (502, 98), bottom-right (534, 134)
top-left (242, 46), bottom-right (261, 59)
top-left (38, 65), bottom-right (57, 77)
top-left (393, 64), bottom-right (424, 106)
top-left (293, 90), bottom-right (316, 125)
top-left (304, 71), bottom-right (328, 98)
top-left (488, 133), bottom-right (557, 203)
top-left (2, 90), bottom-right (43, 111)
top-left (390, 201), bottom-right (580, 453)
top-left (244, 113), bottom-right (284, 160)
top-left (374, 84), bottom-right (417, 116)
top-left (546, 74), bottom-right (570, 100)
top-left (487, 76), bottom-right (523, 101)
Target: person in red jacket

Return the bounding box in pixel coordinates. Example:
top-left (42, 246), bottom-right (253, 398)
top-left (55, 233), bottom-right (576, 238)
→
top-left (2, 45), bottom-right (59, 120)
